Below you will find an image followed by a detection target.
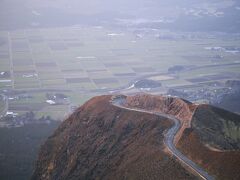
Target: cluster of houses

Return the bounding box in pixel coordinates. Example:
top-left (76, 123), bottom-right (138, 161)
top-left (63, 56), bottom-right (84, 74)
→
top-left (167, 80), bottom-right (240, 104)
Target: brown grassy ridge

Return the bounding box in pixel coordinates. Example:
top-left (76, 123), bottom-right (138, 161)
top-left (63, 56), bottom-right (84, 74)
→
top-left (125, 94), bottom-right (197, 143)
top-left (32, 95), bottom-right (196, 180)
top-left (177, 104), bottom-right (240, 180)
top-left (177, 128), bottom-right (240, 180)
top-left (124, 94), bottom-right (240, 180)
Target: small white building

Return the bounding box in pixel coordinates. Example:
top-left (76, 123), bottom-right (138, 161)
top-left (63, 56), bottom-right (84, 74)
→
top-left (6, 111), bottom-right (18, 117)
top-left (46, 100), bottom-right (56, 105)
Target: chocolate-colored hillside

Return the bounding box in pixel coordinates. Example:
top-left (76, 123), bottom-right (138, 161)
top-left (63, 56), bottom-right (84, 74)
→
top-left (32, 94), bottom-right (240, 180)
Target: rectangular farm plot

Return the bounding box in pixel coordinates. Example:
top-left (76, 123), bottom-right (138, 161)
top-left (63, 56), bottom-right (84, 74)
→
top-left (14, 73), bottom-right (38, 80)
top-left (132, 67), bottom-right (156, 73)
top-left (66, 78), bottom-right (91, 84)
top-left (108, 66), bottom-right (135, 74)
top-left (111, 49), bottom-right (135, 56)
top-left (41, 79), bottom-right (66, 88)
top-left (104, 62), bottom-right (125, 67)
top-left (186, 74), bottom-right (233, 83)
top-left (13, 70), bottom-right (36, 74)
top-left (86, 69), bottom-right (108, 73)
top-left (12, 58), bottom-right (34, 66)
top-left (12, 52), bottom-right (33, 66)
top-left (25, 29), bottom-right (41, 37)
top-left (0, 46), bottom-right (9, 53)
top-left (28, 36), bottom-right (45, 43)
top-left (13, 65), bottom-right (35, 72)
top-left (0, 51), bottom-right (10, 59)
top-left (187, 77), bottom-right (210, 83)
top-left (14, 82), bottom-right (40, 89)
top-left (99, 83), bottom-right (120, 89)
top-left (65, 41), bottom-right (84, 48)
top-left (30, 43), bottom-right (50, 53)
top-left (65, 92), bottom-right (94, 105)
top-left (36, 66), bottom-right (60, 73)
top-left (8, 103), bottom-right (45, 111)
top-left (62, 71), bottom-right (87, 79)
top-left (58, 64), bottom-right (84, 72)
top-left (12, 51), bottom-right (31, 59)
top-left (0, 53), bottom-right (9, 59)
top-left (98, 56), bottom-right (119, 63)
top-left (148, 75), bottom-right (175, 81)
top-left (13, 75), bottom-right (39, 84)
top-left (0, 62), bottom-right (11, 71)
top-left (93, 78), bottom-right (121, 88)
top-left (113, 72), bottom-right (137, 77)
top-left (79, 61), bottom-right (106, 70)
top-left (125, 59), bottom-right (145, 66)
top-left (41, 79), bottom-right (66, 85)
top-left (10, 30), bottom-right (26, 39)
top-left (38, 71), bottom-right (64, 80)
top-left (0, 37), bottom-right (9, 51)
top-left (35, 111), bottom-right (66, 120)
top-left (11, 40), bottom-right (29, 52)
top-left (161, 79), bottom-right (193, 87)
top-left (87, 70), bottom-right (113, 79)
top-left (35, 62), bottom-right (57, 68)
top-left (33, 56), bottom-right (55, 64)
top-left (49, 42), bottom-right (67, 51)
top-left (9, 92), bottom-right (46, 104)
top-left (67, 82), bottom-right (96, 90)
top-left (92, 78), bottom-right (119, 85)
top-left (36, 105), bottom-right (70, 120)
top-left (0, 81), bottom-right (12, 89)
top-left (180, 64), bottom-right (240, 79)
top-left (52, 50), bottom-right (78, 59)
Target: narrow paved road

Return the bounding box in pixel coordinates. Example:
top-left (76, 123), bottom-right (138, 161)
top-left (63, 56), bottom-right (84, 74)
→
top-left (111, 96), bottom-right (214, 180)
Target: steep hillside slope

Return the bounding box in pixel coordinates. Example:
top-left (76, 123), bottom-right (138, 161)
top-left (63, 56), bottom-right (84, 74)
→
top-left (124, 94), bottom-right (197, 143)
top-left (125, 94), bottom-right (196, 123)
top-left (123, 94), bottom-right (240, 179)
top-left (177, 105), bottom-right (240, 180)
top-left (32, 95), bottom-right (195, 180)
top-left (213, 89), bottom-right (240, 114)
top-left (192, 105), bottom-right (240, 150)
top-left (32, 94), bottom-right (240, 180)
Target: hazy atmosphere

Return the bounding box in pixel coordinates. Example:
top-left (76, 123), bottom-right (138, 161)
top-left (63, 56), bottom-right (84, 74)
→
top-left (0, 0), bottom-right (240, 180)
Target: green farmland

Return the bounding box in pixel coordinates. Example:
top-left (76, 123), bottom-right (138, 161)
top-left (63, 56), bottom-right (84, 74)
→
top-left (0, 26), bottom-right (240, 120)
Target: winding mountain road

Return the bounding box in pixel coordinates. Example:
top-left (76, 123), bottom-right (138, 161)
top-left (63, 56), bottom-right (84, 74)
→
top-left (111, 96), bottom-right (214, 180)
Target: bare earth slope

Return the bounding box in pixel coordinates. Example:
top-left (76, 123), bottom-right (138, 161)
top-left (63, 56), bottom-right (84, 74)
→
top-left (32, 95), bottom-right (195, 180)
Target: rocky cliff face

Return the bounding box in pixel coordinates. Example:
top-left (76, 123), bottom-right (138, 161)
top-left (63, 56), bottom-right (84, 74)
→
top-left (32, 95), bottom-right (195, 180)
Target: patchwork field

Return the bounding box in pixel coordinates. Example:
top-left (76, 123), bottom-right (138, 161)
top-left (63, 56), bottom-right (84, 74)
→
top-left (0, 26), bottom-right (240, 120)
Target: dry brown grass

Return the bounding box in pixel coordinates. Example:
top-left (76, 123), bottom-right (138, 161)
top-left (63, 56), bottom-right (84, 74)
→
top-left (177, 128), bottom-right (240, 180)
top-left (32, 95), bottom-right (196, 180)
